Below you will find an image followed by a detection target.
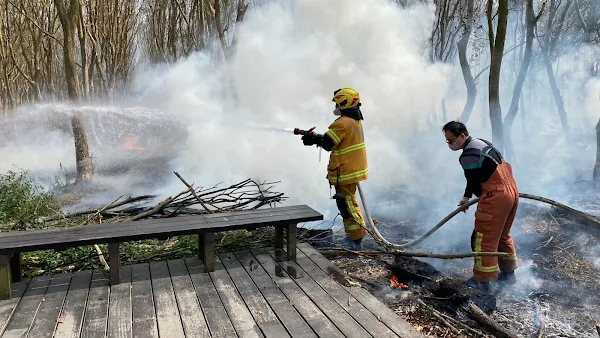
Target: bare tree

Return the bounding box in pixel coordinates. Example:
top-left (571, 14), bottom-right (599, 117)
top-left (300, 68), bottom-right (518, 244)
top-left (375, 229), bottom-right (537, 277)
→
top-left (54, 0), bottom-right (93, 183)
top-left (430, 0), bottom-right (463, 63)
top-left (457, 0), bottom-right (477, 123)
top-left (213, 0), bottom-right (248, 61)
top-left (539, 0), bottom-right (571, 132)
top-left (594, 118), bottom-right (600, 187)
top-left (487, 0), bottom-right (510, 150)
top-left (503, 0), bottom-right (546, 161)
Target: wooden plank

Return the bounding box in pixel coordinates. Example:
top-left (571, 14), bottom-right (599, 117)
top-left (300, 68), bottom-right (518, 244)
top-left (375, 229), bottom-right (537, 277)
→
top-left (0, 278), bottom-right (31, 335)
top-left (27, 272), bottom-right (73, 338)
top-left (2, 275), bottom-right (52, 338)
top-left (184, 257), bottom-right (237, 338)
top-left (81, 270), bottom-right (110, 338)
top-left (130, 264), bottom-right (158, 338)
top-left (234, 251), bottom-right (317, 338)
top-left (251, 249), bottom-right (344, 338)
top-left (53, 270), bottom-right (93, 338)
top-left (0, 205), bottom-right (323, 253)
top-left (297, 243), bottom-right (425, 338)
top-left (166, 259), bottom-right (210, 338)
top-left (209, 257), bottom-right (264, 338)
top-left (107, 265), bottom-right (132, 338)
top-left (148, 261), bottom-right (185, 338)
top-left (265, 249), bottom-right (372, 338)
top-left (219, 253), bottom-right (291, 338)
top-left (291, 248), bottom-right (399, 337)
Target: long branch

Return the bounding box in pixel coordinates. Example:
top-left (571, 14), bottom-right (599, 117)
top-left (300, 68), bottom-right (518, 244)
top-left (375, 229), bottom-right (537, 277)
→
top-left (318, 248), bottom-right (512, 259)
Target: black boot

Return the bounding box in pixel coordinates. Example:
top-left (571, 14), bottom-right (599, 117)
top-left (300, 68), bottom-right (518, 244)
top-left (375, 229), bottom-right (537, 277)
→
top-left (351, 238), bottom-right (363, 251)
top-left (464, 278), bottom-right (490, 291)
top-left (498, 271), bottom-right (516, 285)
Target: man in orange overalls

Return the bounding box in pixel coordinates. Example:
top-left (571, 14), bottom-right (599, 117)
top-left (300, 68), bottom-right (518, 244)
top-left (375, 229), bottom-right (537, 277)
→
top-left (443, 121), bottom-right (519, 290)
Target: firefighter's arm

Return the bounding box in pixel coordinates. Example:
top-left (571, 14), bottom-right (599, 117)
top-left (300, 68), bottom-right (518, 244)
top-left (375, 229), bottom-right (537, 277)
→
top-left (302, 120), bottom-right (345, 151)
top-left (301, 133), bottom-right (334, 151)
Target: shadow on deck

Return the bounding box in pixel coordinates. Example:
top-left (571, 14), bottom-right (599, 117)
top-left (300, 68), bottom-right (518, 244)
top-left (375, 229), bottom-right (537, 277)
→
top-left (0, 243), bottom-right (423, 338)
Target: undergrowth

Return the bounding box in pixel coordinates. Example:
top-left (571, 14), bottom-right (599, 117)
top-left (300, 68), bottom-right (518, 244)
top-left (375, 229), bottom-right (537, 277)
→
top-left (0, 168), bottom-right (277, 277)
top-left (0, 169), bottom-right (60, 229)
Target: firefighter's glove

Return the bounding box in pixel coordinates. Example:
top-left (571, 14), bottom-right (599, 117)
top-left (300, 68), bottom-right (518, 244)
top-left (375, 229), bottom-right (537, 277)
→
top-left (302, 133), bottom-right (323, 147)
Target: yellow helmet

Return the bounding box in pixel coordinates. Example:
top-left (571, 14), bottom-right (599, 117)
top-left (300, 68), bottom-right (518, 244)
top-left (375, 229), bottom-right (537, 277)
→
top-left (332, 88), bottom-right (360, 110)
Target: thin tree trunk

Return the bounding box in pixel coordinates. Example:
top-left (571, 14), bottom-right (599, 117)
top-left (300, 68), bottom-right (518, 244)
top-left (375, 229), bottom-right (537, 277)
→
top-left (540, 44), bottom-right (569, 132)
top-left (457, 0), bottom-right (477, 123)
top-left (594, 118), bottom-right (600, 187)
top-left (54, 0), bottom-right (93, 183)
top-left (78, 2), bottom-right (90, 101)
top-left (503, 0), bottom-right (544, 161)
top-left (487, 0), bottom-right (509, 151)
top-left (540, 0), bottom-right (569, 133)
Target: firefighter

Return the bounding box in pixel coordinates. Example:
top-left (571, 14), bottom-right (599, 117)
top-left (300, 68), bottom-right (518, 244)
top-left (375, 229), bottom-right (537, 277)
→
top-left (301, 88), bottom-right (369, 250)
top-left (442, 121), bottom-right (519, 290)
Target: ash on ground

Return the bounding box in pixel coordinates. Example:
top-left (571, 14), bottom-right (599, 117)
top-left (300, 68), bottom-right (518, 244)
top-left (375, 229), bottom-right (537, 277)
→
top-left (329, 199), bottom-right (600, 338)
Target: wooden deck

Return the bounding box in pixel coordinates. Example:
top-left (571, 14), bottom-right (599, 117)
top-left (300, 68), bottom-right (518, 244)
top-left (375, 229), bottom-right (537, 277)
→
top-left (0, 243), bottom-right (424, 338)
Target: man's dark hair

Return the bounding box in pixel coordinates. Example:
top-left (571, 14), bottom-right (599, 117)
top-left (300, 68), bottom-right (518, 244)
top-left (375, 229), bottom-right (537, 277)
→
top-left (442, 120), bottom-right (469, 137)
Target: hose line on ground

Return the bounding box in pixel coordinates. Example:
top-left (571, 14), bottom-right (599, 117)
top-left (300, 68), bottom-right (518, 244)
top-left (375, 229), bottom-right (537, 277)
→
top-left (356, 182), bottom-right (600, 251)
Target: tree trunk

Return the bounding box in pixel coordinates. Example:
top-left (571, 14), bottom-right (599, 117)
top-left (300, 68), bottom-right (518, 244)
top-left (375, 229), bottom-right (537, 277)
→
top-left (594, 118), bottom-right (600, 187)
top-left (487, 0), bottom-right (509, 151)
top-left (54, 0), bottom-right (93, 183)
top-left (78, 2), bottom-right (90, 101)
top-left (503, 0), bottom-right (541, 161)
top-left (541, 0), bottom-right (569, 133)
top-left (457, 0), bottom-right (477, 123)
top-left (541, 45), bottom-right (569, 132)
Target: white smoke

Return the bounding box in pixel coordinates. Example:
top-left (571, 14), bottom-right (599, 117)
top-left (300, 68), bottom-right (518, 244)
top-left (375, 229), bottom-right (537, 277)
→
top-left (132, 0), bottom-right (456, 219)
top-left (1, 0), bottom-right (599, 236)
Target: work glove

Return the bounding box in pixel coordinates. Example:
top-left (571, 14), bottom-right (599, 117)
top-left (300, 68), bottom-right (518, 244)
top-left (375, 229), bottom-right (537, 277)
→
top-left (458, 196), bottom-right (470, 212)
top-left (302, 133), bottom-right (323, 147)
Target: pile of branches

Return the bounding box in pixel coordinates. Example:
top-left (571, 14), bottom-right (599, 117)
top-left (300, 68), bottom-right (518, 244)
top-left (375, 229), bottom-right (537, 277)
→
top-left (12, 171), bottom-right (286, 229)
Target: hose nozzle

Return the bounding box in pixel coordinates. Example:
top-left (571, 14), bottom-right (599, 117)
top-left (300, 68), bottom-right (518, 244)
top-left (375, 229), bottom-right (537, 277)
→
top-left (293, 126), bottom-right (316, 136)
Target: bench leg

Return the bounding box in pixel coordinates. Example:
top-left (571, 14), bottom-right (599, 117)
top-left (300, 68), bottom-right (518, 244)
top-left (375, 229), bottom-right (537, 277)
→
top-left (10, 253), bottom-right (21, 283)
top-left (0, 255), bottom-right (11, 300)
top-left (275, 225), bottom-right (284, 249)
top-left (286, 223), bottom-right (298, 261)
top-left (108, 243), bottom-right (120, 285)
top-left (199, 233), bottom-right (215, 273)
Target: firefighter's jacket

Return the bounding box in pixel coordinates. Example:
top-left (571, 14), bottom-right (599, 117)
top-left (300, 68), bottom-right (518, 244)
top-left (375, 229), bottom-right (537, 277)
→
top-left (324, 114), bottom-right (368, 186)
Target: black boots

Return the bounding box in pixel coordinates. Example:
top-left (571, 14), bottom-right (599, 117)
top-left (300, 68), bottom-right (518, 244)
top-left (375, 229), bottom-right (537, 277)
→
top-left (336, 236), bottom-right (364, 251)
top-left (497, 271), bottom-right (517, 285)
top-left (464, 278), bottom-right (490, 291)
top-left (464, 271), bottom-right (517, 292)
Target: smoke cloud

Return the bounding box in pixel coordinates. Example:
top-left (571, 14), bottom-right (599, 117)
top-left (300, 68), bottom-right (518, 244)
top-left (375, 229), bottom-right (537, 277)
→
top-left (132, 0), bottom-right (458, 220)
top-left (1, 0), bottom-right (599, 247)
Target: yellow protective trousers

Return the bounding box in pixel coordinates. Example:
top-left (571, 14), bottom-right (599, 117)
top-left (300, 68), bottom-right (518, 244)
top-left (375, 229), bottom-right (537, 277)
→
top-left (334, 183), bottom-right (367, 241)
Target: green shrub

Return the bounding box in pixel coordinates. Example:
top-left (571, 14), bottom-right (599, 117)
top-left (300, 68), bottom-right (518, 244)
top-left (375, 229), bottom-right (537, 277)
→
top-left (0, 169), bottom-right (60, 228)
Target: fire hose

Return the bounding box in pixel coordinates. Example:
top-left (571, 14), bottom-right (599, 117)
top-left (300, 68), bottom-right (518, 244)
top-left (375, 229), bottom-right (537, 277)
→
top-left (292, 126), bottom-right (600, 251)
top-left (357, 182), bottom-right (600, 251)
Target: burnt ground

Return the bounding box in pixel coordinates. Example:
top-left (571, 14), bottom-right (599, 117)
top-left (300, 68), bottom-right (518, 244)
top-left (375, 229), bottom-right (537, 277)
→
top-left (326, 201), bottom-right (600, 338)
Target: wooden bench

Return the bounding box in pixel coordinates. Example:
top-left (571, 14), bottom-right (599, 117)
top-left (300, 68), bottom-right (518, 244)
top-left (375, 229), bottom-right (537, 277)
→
top-left (0, 204), bottom-right (323, 300)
